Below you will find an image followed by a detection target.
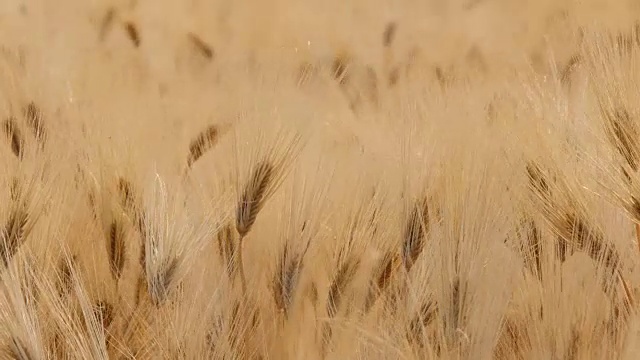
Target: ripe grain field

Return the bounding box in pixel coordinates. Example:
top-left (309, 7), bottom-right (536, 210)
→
top-left (1, 0), bottom-right (640, 359)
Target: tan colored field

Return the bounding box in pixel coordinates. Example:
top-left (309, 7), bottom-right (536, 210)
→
top-left (3, 0), bottom-right (640, 359)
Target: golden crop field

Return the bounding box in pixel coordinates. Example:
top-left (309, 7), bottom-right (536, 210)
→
top-left (2, 0), bottom-right (640, 358)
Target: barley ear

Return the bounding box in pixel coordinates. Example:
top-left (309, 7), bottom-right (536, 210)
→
top-left (216, 224), bottom-right (236, 280)
top-left (331, 53), bottom-right (350, 85)
top-left (107, 219), bottom-right (126, 280)
top-left (187, 125), bottom-right (220, 168)
top-left (3, 117), bottom-right (24, 159)
top-left (187, 33), bottom-right (215, 60)
top-left (235, 161), bottom-right (274, 293)
top-left (364, 252), bottom-right (398, 312)
top-left (23, 102), bottom-right (46, 147)
top-left (1, 208), bottom-right (28, 268)
top-left (56, 254), bottom-right (77, 296)
top-left (407, 300), bottom-right (437, 348)
top-left (124, 21), bottom-right (140, 47)
top-left (99, 7), bottom-right (116, 41)
top-left (235, 161), bottom-right (273, 237)
top-left (326, 256), bottom-right (360, 318)
top-left (383, 22), bottom-right (397, 47)
top-left (402, 197), bottom-right (429, 272)
top-left (93, 301), bottom-right (114, 330)
top-left (117, 177), bottom-right (135, 211)
top-left (272, 245), bottom-right (303, 316)
top-left (526, 162), bottom-right (550, 198)
top-left (149, 257), bottom-right (179, 306)
top-left (606, 107), bottom-right (639, 171)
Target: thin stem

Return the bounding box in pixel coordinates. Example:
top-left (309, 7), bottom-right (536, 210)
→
top-left (237, 235), bottom-right (247, 294)
top-left (635, 223), bottom-right (640, 255)
top-left (618, 270), bottom-right (634, 311)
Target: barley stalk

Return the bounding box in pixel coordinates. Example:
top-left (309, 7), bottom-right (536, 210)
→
top-left (8, 337), bottom-right (33, 360)
top-left (235, 161), bottom-right (274, 292)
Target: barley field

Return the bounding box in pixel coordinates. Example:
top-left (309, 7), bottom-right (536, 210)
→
top-left (2, 0), bottom-right (640, 359)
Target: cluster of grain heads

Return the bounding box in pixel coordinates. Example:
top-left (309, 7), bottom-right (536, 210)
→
top-left (294, 20), bottom-right (418, 114)
top-left (6, 11), bottom-right (640, 359)
top-left (361, 194), bottom-right (430, 317)
top-left (1, 101), bottom-right (47, 161)
top-left (532, 161), bottom-right (632, 297)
